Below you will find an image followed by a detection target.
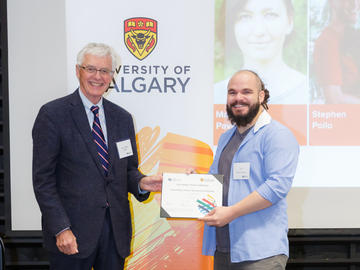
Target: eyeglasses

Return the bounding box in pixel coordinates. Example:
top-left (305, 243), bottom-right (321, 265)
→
top-left (78, 65), bottom-right (114, 76)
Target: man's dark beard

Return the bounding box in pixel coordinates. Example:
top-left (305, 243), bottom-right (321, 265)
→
top-left (226, 101), bottom-right (260, 127)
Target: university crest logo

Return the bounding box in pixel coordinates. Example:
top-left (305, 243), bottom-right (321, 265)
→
top-left (124, 17), bottom-right (157, 60)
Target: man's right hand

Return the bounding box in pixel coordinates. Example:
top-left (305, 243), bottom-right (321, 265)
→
top-left (56, 229), bottom-right (79, 255)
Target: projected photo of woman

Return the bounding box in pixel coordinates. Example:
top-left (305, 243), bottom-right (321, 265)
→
top-left (214, 0), bottom-right (307, 104)
top-left (312, 0), bottom-right (360, 104)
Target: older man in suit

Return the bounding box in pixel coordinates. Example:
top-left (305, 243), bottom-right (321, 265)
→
top-left (32, 42), bottom-right (162, 270)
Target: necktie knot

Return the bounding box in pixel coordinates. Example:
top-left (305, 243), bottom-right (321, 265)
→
top-left (91, 105), bottom-right (99, 115)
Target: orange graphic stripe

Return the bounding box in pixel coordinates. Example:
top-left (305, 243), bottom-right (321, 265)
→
top-left (160, 162), bottom-right (209, 172)
top-left (162, 143), bottom-right (212, 155)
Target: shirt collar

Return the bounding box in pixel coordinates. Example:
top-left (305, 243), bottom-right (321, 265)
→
top-left (78, 88), bottom-right (103, 111)
top-left (253, 109), bottom-right (272, 133)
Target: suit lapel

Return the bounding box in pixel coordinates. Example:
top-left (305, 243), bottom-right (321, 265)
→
top-left (69, 90), bottom-right (106, 177)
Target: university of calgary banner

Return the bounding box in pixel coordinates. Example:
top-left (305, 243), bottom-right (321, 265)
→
top-left (66, 0), bottom-right (215, 269)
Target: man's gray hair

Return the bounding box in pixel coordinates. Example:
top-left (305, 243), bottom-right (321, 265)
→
top-left (77, 42), bottom-right (118, 71)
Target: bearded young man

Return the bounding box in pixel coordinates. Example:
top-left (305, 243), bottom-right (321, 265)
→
top-left (199, 70), bottom-right (299, 270)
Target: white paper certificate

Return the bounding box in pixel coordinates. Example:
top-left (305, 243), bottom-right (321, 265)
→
top-left (160, 173), bottom-right (223, 218)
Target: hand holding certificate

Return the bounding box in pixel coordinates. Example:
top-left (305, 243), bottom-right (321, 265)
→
top-left (160, 173), bottom-right (223, 218)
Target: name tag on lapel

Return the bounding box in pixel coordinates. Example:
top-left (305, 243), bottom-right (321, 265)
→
top-left (116, 139), bottom-right (133, 159)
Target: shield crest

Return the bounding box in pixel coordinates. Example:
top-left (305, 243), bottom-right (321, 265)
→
top-left (124, 17), bottom-right (158, 60)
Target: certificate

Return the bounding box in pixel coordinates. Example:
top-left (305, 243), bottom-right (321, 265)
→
top-left (160, 173), bottom-right (223, 218)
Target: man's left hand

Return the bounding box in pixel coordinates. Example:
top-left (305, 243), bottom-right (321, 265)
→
top-left (139, 175), bottom-right (163, 192)
top-left (198, 206), bottom-right (235, 227)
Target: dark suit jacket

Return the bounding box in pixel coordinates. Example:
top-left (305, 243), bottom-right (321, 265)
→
top-left (32, 90), bottom-right (149, 258)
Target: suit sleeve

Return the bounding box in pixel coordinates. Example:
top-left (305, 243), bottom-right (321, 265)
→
top-left (32, 106), bottom-right (71, 235)
top-left (126, 115), bottom-right (149, 202)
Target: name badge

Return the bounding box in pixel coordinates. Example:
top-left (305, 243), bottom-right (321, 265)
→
top-left (116, 139), bottom-right (133, 159)
top-left (233, 162), bottom-right (250, 180)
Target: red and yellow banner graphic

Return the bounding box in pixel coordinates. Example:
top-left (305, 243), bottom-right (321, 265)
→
top-left (125, 127), bottom-right (214, 269)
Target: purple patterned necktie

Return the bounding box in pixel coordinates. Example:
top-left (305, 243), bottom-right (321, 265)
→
top-left (91, 106), bottom-right (109, 175)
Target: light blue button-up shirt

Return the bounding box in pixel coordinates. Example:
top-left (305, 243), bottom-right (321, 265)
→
top-left (202, 110), bottom-right (299, 262)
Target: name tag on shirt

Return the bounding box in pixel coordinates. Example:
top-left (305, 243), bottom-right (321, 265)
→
top-left (116, 139), bottom-right (133, 159)
top-left (233, 162), bottom-right (250, 180)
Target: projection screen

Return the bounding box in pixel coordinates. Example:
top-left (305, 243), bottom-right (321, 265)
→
top-left (6, 0), bottom-right (360, 235)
